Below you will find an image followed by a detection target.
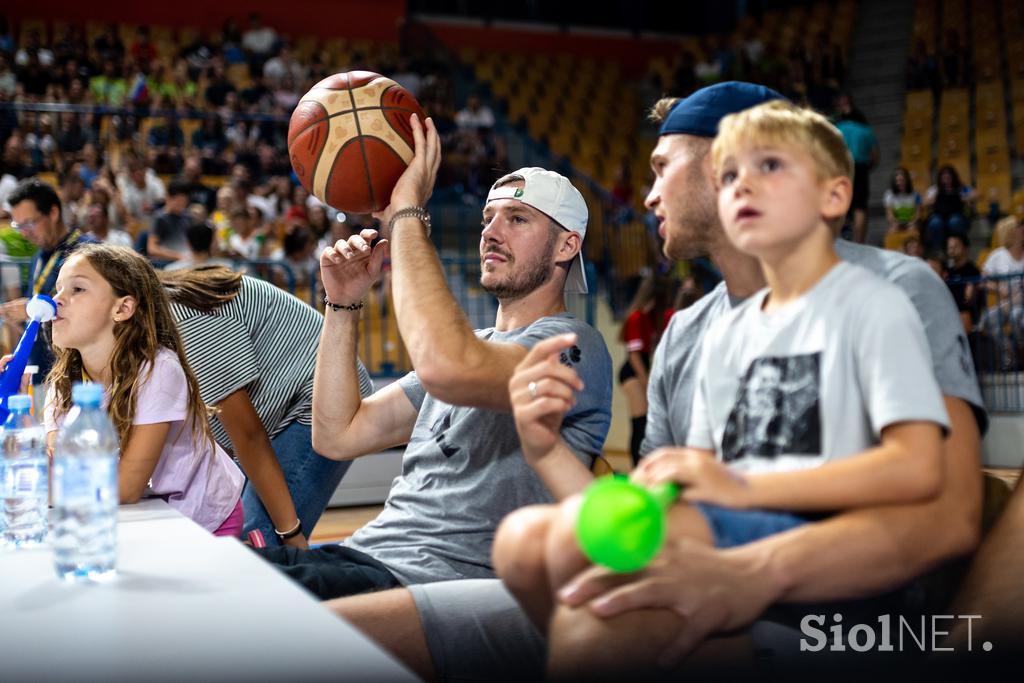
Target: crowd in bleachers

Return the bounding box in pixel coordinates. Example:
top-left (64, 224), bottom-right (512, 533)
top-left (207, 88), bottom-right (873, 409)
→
top-left (0, 13), bottom-right (512, 312)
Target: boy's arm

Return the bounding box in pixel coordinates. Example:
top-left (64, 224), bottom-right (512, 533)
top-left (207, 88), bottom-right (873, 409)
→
top-left (738, 420), bottom-right (944, 510)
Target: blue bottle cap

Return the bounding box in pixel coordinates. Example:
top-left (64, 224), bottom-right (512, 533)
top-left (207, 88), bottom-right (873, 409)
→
top-left (71, 382), bottom-right (105, 406)
top-left (7, 394), bottom-right (32, 412)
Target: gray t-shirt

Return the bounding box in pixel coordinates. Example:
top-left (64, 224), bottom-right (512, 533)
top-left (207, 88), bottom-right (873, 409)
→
top-left (688, 262), bottom-right (949, 472)
top-left (642, 240), bottom-right (986, 457)
top-left (344, 312), bottom-right (612, 585)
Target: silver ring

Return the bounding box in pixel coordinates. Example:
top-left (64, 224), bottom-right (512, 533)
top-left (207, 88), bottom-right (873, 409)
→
top-left (528, 381), bottom-right (538, 399)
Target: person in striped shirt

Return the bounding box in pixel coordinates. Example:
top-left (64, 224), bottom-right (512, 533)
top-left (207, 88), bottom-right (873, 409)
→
top-left (160, 266), bottom-right (373, 548)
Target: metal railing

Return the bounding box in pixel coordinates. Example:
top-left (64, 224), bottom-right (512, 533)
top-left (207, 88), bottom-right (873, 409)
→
top-left (3, 252), bottom-right (597, 380)
top-left (950, 272), bottom-right (1024, 413)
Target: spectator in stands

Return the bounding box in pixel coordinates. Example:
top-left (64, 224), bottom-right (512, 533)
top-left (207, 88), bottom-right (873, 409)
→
top-left (946, 233), bottom-right (981, 333)
top-left (455, 94), bottom-right (495, 131)
top-left (979, 220), bottom-right (1024, 369)
top-left (390, 57), bottom-right (423, 97)
top-left (92, 24), bottom-right (125, 63)
top-left (272, 224), bottom-right (318, 297)
top-left (83, 202), bottom-right (133, 249)
top-left (58, 171), bottom-right (86, 228)
top-left (923, 165), bottom-right (975, 252)
top-left (148, 115), bottom-right (185, 174)
top-left (117, 156), bottom-right (166, 221)
top-left (262, 44), bottom-right (306, 89)
top-left (164, 222), bottom-right (235, 271)
top-left (992, 215), bottom-right (1020, 252)
top-left (84, 171), bottom-right (130, 232)
top-left (15, 30), bottom-right (54, 68)
top-left (834, 97), bottom-right (878, 243)
top-left (1, 133), bottom-right (35, 184)
top-left (940, 28), bottom-right (968, 88)
top-left (57, 113), bottom-right (92, 156)
top-left (883, 166), bottom-right (922, 250)
top-left (906, 37), bottom-right (938, 91)
top-left (903, 235), bottom-right (924, 258)
top-left (925, 250), bottom-right (947, 278)
top-left (0, 17), bottom-right (12, 55)
top-left (24, 113), bottom-right (57, 171)
top-left (17, 49), bottom-right (51, 98)
top-left (307, 202), bottom-right (334, 244)
top-left (240, 73), bottom-right (273, 110)
top-left (0, 53), bottom-right (16, 97)
top-left (76, 143), bottom-right (101, 189)
top-left (3, 178), bottom-right (99, 396)
top-left (226, 206), bottom-right (265, 261)
top-left (242, 13), bottom-right (278, 73)
top-left (204, 64), bottom-right (237, 109)
top-left (192, 114), bottom-right (229, 172)
top-left (149, 180), bottom-right (193, 262)
top-left (618, 273), bottom-right (674, 466)
top-left (178, 155), bottom-right (215, 211)
top-left (89, 59), bottom-right (127, 107)
top-left (129, 26), bottom-right (157, 69)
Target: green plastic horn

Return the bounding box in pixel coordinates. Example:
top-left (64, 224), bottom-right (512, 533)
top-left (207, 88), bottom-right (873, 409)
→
top-left (576, 475), bottom-right (680, 573)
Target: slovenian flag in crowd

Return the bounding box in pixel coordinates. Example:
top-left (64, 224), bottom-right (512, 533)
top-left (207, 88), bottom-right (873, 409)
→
top-left (129, 74), bottom-right (149, 105)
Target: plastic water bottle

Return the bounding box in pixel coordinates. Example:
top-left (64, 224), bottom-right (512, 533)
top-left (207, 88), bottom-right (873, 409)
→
top-left (51, 383), bottom-right (119, 582)
top-left (1, 394), bottom-right (48, 548)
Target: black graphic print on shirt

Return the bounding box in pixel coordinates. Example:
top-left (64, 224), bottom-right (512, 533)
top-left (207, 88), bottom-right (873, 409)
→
top-left (721, 353), bottom-right (822, 462)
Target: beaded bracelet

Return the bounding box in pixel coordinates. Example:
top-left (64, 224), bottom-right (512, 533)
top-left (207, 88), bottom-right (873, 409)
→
top-left (324, 296), bottom-right (365, 312)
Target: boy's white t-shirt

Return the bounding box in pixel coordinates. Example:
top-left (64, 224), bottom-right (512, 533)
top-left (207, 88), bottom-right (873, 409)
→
top-left (687, 262), bottom-right (949, 474)
top-left (46, 348), bottom-right (244, 532)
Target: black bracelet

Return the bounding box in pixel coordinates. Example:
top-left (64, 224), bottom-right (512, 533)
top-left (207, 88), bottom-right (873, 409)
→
top-left (324, 296), bottom-right (364, 312)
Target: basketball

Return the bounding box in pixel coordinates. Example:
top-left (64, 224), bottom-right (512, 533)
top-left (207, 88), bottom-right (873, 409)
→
top-left (287, 71), bottom-right (426, 213)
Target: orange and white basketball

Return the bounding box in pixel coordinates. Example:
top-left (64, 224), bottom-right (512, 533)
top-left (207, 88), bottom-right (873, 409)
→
top-left (287, 71), bottom-right (425, 213)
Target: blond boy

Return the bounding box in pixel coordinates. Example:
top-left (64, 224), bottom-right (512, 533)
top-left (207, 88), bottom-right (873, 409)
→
top-left (632, 100), bottom-right (950, 546)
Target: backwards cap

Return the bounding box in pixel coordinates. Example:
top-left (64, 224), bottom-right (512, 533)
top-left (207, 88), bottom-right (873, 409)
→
top-left (485, 167), bottom-right (590, 293)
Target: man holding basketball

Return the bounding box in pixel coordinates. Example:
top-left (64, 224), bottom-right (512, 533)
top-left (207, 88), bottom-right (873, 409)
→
top-left (253, 114), bottom-right (612, 600)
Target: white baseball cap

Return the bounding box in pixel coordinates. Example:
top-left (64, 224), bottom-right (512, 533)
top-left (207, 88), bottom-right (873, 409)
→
top-left (485, 167), bottom-right (589, 293)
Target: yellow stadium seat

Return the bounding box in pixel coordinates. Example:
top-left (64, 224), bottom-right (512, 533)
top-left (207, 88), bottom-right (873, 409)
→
top-left (975, 172), bottom-right (1011, 215)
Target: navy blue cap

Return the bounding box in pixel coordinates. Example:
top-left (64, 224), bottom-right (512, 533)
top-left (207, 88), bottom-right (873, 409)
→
top-left (659, 81), bottom-right (786, 138)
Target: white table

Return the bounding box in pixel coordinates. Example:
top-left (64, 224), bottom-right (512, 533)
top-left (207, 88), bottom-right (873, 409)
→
top-left (0, 499), bottom-right (419, 682)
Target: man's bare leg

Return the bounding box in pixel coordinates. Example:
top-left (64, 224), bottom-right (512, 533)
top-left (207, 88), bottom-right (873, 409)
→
top-left (544, 500), bottom-right (716, 679)
top-left (327, 588), bottom-right (436, 683)
top-left (946, 470), bottom-right (1024, 650)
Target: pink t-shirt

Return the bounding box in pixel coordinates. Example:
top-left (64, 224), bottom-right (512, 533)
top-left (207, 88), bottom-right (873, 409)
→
top-left (46, 348), bottom-right (244, 532)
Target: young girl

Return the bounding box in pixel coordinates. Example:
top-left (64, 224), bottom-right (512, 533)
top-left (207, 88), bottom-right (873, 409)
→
top-left (44, 244), bottom-right (244, 536)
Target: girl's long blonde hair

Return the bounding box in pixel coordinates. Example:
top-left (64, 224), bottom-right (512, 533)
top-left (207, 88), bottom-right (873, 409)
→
top-left (47, 245), bottom-right (214, 450)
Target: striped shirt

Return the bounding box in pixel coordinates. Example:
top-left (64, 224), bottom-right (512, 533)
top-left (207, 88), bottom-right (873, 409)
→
top-left (169, 276), bottom-right (373, 449)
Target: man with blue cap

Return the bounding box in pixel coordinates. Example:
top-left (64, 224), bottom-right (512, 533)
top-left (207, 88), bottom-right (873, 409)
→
top-left (327, 82), bottom-right (989, 680)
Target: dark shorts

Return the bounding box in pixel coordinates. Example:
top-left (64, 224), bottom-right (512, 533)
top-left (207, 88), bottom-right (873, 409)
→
top-left (617, 352), bottom-right (650, 384)
top-left (851, 163), bottom-right (871, 210)
top-left (252, 543), bottom-right (400, 600)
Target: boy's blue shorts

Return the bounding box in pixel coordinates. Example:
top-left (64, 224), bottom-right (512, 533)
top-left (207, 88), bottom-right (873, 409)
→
top-left (695, 503), bottom-right (810, 548)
